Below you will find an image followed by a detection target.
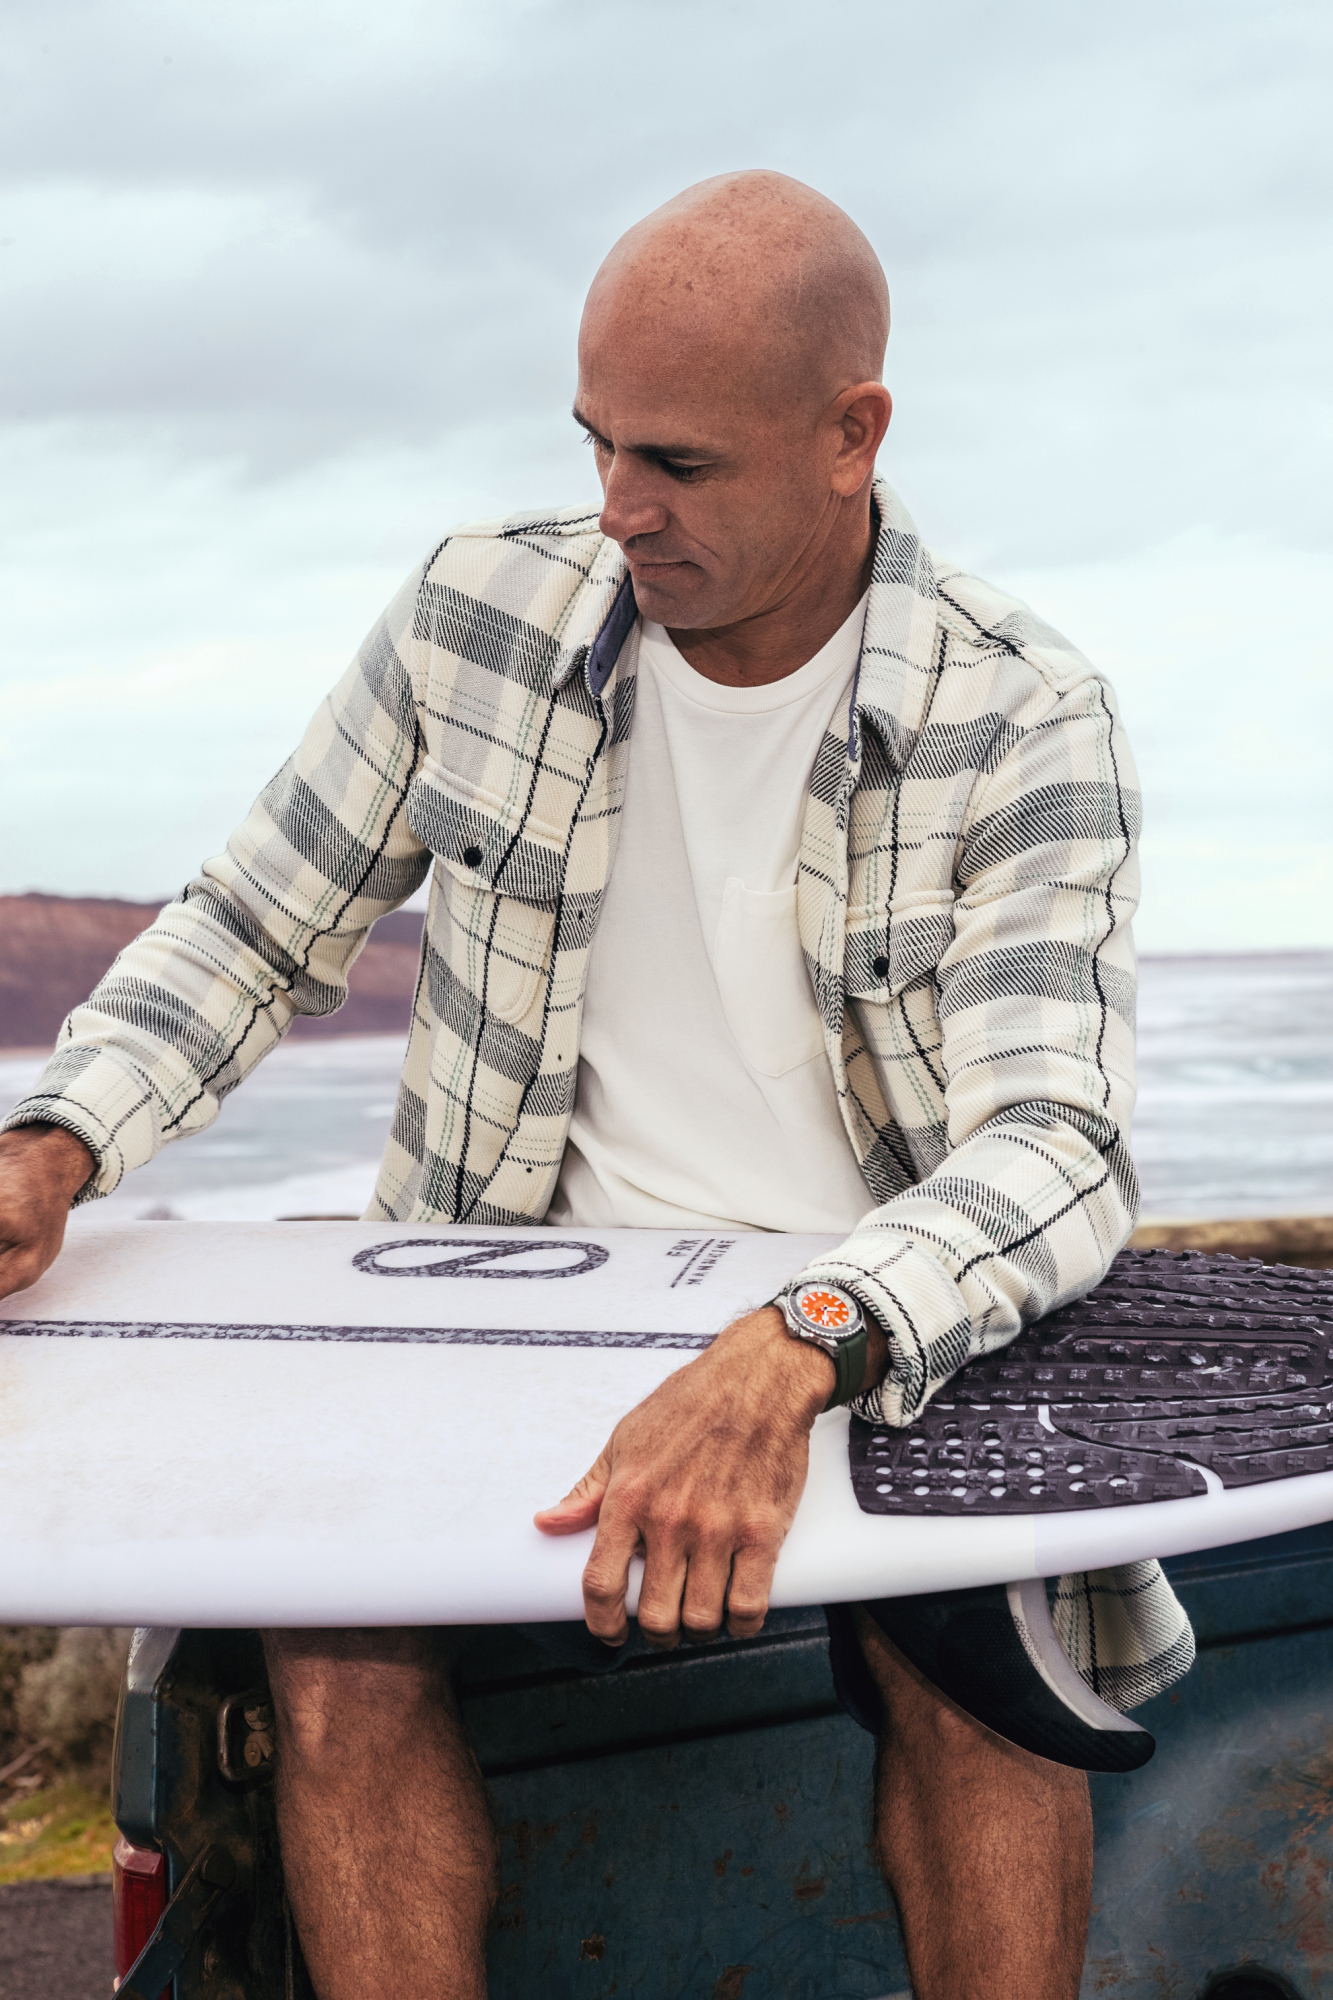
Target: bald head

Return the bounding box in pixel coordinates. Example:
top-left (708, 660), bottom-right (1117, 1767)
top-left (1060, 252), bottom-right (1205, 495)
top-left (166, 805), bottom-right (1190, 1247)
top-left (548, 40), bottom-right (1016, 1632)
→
top-left (583, 171), bottom-right (889, 416)
top-left (574, 172), bottom-right (893, 663)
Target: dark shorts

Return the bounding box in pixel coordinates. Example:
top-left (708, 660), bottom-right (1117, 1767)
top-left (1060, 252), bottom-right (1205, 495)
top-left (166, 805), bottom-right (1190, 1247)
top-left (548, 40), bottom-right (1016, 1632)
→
top-left (491, 1604), bottom-right (885, 1737)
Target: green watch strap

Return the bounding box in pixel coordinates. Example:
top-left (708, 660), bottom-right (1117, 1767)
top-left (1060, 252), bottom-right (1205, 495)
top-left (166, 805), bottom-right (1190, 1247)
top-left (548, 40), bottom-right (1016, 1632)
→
top-left (824, 1323), bottom-right (868, 1412)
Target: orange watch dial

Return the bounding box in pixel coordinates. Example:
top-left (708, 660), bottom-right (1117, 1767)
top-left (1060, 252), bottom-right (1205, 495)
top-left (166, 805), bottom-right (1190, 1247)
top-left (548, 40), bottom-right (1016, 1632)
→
top-left (796, 1286), bottom-right (853, 1330)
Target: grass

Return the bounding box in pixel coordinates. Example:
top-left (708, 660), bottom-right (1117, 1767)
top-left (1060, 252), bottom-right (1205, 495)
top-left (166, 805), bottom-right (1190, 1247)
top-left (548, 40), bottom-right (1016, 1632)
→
top-left (0, 1780), bottom-right (116, 1883)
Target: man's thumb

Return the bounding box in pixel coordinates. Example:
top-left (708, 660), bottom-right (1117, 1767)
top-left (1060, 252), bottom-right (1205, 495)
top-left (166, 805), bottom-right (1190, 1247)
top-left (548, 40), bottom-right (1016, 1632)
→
top-left (533, 1449), bottom-right (612, 1536)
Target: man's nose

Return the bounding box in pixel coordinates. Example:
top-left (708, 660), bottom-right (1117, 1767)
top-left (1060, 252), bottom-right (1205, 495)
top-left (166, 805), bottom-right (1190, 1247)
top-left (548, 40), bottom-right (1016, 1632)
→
top-left (598, 457), bottom-right (670, 549)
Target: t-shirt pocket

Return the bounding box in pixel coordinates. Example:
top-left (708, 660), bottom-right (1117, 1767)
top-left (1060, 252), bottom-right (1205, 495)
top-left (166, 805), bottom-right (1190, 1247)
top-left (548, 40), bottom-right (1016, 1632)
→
top-left (712, 878), bottom-right (828, 1078)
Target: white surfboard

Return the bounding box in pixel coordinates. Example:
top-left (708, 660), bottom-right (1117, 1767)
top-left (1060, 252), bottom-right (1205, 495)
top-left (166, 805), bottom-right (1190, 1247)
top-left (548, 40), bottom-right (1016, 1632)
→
top-left (0, 1220), bottom-right (1330, 1629)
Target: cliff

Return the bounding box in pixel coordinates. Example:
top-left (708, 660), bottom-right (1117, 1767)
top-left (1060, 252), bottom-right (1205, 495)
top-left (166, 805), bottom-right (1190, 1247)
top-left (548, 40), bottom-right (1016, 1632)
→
top-left (0, 893), bottom-right (423, 1051)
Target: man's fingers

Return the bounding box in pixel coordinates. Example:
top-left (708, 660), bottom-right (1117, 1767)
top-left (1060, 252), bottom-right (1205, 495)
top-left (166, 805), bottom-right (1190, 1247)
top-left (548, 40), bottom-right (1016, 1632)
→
top-left (0, 1244), bottom-right (45, 1303)
top-left (634, 1532), bottom-right (691, 1651)
top-left (723, 1540), bottom-right (779, 1641)
top-left (580, 1505), bottom-right (644, 1646)
top-left (533, 1447), bottom-right (613, 1537)
top-left (680, 1540), bottom-right (734, 1643)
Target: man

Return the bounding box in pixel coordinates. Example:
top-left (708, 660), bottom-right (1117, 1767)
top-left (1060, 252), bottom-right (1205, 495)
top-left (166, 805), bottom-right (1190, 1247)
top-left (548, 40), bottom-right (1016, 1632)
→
top-left (0, 172), bottom-right (1191, 1998)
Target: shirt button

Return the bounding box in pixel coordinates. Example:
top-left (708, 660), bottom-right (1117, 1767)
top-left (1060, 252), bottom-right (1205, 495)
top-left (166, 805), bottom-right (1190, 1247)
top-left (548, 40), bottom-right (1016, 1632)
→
top-left (462, 845), bottom-right (483, 868)
top-left (872, 954), bottom-right (890, 979)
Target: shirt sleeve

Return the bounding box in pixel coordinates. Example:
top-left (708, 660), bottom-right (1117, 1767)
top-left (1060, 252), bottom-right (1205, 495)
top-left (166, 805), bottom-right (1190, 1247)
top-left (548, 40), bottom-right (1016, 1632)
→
top-left (792, 671), bottom-right (1141, 1428)
top-left (790, 673), bottom-right (1196, 1709)
top-left (1, 564), bottom-right (432, 1200)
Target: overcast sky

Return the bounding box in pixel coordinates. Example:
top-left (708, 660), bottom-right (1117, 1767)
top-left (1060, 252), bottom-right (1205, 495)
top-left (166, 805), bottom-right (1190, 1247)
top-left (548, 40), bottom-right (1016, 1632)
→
top-left (1, 0), bottom-right (1328, 952)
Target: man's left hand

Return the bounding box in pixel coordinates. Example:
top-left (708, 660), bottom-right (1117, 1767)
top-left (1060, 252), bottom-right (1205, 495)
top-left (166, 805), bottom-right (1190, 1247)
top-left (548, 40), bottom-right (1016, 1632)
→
top-left (534, 1305), bottom-right (886, 1648)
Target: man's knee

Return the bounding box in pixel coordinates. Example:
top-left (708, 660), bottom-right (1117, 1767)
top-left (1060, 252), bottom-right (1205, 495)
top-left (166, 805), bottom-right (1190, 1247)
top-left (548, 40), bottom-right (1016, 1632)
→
top-left (263, 1627), bottom-right (463, 1768)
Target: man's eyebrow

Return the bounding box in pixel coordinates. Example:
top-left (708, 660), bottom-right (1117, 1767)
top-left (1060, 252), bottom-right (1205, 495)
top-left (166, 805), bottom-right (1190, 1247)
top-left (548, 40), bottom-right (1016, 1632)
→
top-left (570, 407), bottom-right (716, 460)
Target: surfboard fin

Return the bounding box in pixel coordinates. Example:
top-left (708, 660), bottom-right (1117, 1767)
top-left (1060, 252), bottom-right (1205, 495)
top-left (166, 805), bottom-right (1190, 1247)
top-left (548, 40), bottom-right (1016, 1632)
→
top-left (866, 1577), bottom-right (1155, 1772)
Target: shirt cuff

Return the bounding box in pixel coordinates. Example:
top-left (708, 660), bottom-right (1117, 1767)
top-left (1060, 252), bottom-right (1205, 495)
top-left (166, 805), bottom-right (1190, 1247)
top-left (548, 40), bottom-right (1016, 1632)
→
top-left (788, 1235), bottom-right (973, 1428)
top-left (0, 1045), bottom-right (166, 1202)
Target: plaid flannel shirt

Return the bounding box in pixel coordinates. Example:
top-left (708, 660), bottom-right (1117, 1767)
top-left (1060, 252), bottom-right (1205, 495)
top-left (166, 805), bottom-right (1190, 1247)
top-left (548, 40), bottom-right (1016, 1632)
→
top-left (5, 478), bottom-right (1193, 1708)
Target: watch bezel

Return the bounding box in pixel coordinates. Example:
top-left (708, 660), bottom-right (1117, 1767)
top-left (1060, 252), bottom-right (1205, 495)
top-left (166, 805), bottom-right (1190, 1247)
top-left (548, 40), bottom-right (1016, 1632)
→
top-left (782, 1281), bottom-right (865, 1351)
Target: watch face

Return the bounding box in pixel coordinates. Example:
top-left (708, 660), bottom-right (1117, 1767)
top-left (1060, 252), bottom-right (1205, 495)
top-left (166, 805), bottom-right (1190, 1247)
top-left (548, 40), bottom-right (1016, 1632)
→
top-left (791, 1284), bottom-right (859, 1337)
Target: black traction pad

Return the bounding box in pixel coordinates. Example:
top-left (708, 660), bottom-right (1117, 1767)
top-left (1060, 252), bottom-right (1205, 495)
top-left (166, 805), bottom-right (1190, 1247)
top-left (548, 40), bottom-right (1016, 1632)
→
top-left (851, 1248), bottom-right (1333, 1517)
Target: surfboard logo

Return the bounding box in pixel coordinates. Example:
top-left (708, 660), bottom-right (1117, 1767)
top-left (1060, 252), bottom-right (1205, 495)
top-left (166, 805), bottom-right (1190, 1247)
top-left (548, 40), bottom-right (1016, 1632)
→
top-left (351, 1239), bottom-right (610, 1280)
top-left (795, 1287), bottom-right (854, 1330)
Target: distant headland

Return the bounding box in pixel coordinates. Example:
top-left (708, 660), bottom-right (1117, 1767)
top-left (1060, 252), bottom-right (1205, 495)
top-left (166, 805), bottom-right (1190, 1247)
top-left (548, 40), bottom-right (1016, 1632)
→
top-left (0, 892), bottom-right (423, 1052)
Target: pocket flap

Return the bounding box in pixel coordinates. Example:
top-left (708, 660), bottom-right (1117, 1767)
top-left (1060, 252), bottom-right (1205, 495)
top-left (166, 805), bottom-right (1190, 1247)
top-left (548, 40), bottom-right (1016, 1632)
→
top-left (406, 757), bottom-right (567, 908)
top-left (847, 888), bottom-right (956, 997)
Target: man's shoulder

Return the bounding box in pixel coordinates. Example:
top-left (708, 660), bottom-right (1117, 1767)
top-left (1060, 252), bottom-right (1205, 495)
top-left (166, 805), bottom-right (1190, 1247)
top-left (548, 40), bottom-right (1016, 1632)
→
top-left (406, 502), bottom-right (615, 653)
top-left (925, 551), bottom-right (1099, 702)
top-left (447, 499), bottom-right (606, 544)
top-left (423, 500), bottom-right (608, 579)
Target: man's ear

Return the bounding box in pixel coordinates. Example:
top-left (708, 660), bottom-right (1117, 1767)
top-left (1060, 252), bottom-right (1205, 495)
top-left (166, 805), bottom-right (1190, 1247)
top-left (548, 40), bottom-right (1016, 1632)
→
top-left (830, 383), bottom-right (892, 496)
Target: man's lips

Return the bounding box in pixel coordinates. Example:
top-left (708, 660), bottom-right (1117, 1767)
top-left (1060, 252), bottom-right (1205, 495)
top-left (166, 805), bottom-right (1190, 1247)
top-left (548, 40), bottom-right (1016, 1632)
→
top-left (622, 549), bottom-right (695, 574)
top-left (625, 563), bottom-right (695, 587)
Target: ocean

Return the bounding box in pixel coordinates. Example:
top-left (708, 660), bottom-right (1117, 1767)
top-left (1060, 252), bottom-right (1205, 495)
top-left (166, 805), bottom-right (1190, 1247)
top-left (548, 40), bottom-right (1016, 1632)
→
top-left (2, 953), bottom-right (1330, 1228)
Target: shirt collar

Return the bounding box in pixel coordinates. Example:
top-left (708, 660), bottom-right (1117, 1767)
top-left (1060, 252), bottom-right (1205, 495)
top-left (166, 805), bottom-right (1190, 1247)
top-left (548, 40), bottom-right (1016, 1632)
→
top-left (582, 571), bottom-right (638, 700)
top-left (550, 543), bottom-right (633, 698)
top-left (552, 478), bottom-right (939, 764)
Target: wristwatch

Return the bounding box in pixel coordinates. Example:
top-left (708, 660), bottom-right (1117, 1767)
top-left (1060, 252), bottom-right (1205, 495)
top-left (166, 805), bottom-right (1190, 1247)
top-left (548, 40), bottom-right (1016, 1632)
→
top-left (777, 1281), bottom-right (868, 1411)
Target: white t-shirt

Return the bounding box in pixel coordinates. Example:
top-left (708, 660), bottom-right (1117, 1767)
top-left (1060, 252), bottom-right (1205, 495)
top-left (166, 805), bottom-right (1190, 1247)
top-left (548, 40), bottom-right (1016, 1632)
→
top-left (548, 595), bottom-right (875, 1237)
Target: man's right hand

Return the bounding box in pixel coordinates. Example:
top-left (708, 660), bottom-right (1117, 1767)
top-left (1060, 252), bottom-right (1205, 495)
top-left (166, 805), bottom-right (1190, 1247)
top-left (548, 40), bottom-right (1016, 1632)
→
top-left (0, 1124), bottom-right (96, 1302)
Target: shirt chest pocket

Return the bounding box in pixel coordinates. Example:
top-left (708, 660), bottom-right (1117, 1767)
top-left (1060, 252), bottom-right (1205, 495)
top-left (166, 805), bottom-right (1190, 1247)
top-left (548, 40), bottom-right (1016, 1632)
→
top-left (406, 757), bottom-right (566, 1026)
top-left (712, 879), bottom-right (828, 1078)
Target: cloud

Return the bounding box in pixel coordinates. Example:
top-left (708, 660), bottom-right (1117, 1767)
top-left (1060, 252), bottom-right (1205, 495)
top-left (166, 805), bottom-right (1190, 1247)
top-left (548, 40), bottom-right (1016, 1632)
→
top-left (0, 0), bottom-right (1328, 941)
top-left (3, 0), bottom-right (1328, 526)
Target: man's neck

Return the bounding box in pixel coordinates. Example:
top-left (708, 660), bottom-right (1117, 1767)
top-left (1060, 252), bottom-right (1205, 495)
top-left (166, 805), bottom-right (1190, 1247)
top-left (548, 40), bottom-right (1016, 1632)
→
top-left (665, 500), bottom-right (876, 689)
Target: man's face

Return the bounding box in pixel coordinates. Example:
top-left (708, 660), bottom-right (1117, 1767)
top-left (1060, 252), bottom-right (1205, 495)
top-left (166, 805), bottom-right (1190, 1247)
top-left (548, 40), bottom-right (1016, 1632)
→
top-left (574, 304), bottom-right (843, 633)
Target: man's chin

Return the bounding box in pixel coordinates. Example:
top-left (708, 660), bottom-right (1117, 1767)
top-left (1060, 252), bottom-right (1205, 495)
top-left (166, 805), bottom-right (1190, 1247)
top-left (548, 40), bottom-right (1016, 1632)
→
top-left (626, 569), bottom-right (717, 630)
